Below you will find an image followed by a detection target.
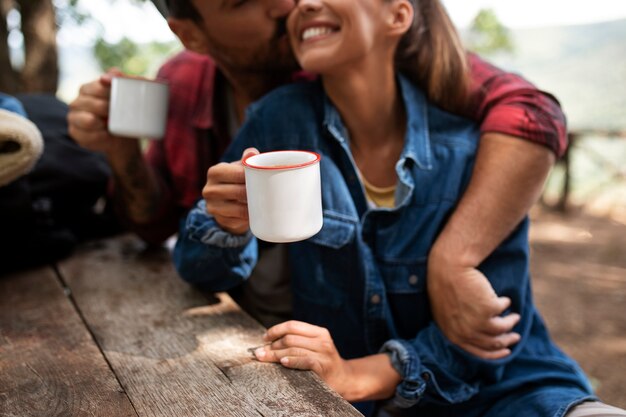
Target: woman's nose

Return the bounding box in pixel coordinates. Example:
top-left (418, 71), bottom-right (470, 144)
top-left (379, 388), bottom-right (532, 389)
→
top-left (297, 0), bottom-right (322, 11)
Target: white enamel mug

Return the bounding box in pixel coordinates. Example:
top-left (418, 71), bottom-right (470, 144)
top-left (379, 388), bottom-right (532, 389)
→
top-left (108, 77), bottom-right (169, 139)
top-left (242, 150), bottom-right (323, 243)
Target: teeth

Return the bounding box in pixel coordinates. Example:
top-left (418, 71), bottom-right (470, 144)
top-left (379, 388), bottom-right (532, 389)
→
top-left (302, 26), bottom-right (334, 41)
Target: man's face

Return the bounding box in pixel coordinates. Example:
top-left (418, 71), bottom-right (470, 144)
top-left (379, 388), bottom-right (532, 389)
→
top-left (190, 0), bottom-right (299, 73)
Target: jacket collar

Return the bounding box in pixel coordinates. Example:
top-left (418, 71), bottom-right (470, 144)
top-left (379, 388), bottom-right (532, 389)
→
top-left (322, 74), bottom-right (432, 171)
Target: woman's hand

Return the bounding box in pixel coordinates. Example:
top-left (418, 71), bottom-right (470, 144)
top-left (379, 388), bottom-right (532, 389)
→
top-left (254, 320), bottom-right (401, 402)
top-left (202, 148), bottom-right (258, 235)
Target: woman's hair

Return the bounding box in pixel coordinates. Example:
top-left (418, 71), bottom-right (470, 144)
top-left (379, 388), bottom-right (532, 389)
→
top-left (164, 0), bottom-right (202, 23)
top-left (395, 0), bottom-right (470, 113)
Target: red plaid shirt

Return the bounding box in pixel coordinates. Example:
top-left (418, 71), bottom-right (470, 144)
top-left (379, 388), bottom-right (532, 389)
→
top-left (132, 51), bottom-right (567, 244)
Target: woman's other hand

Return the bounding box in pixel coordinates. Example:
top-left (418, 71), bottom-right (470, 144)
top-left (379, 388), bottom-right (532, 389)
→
top-left (255, 320), bottom-right (401, 402)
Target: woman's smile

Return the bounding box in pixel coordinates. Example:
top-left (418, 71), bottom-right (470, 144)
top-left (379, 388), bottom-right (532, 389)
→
top-left (301, 25), bottom-right (340, 42)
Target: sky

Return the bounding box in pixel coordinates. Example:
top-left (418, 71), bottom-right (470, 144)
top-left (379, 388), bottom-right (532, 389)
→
top-left (58, 0), bottom-right (626, 46)
top-left (49, 0), bottom-right (626, 101)
top-left (443, 0), bottom-right (626, 28)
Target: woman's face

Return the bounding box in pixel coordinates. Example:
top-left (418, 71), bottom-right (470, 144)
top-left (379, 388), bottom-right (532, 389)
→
top-left (286, 0), bottom-right (392, 74)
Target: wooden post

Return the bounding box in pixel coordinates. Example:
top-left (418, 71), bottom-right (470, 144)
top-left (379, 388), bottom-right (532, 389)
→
top-left (557, 132), bottom-right (577, 212)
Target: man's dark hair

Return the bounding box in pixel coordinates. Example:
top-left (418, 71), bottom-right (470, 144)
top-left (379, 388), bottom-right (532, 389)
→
top-left (164, 0), bottom-right (202, 22)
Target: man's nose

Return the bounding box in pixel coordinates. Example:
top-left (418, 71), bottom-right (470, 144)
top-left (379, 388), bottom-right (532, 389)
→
top-left (267, 0), bottom-right (296, 19)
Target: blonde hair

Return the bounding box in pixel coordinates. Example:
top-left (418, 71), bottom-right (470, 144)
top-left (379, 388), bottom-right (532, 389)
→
top-left (395, 0), bottom-right (470, 113)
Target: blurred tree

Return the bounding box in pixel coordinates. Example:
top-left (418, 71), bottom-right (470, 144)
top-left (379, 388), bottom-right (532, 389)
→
top-left (0, 0), bottom-right (171, 95)
top-left (91, 0), bottom-right (179, 77)
top-left (0, 0), bottom-right (18, 92)
top-left (0, 0), bottom-right (58, 94)
top-left (93, 36), bottom-right (179, 77)
top-left (467, 9), bottom-right (514, 56)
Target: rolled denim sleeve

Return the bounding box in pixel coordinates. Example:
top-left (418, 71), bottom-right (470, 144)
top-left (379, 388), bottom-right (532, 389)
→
top-left (381, 325), bottom-right (484, 407)
top-left (380, 222), bottom-right (534, 407)
top-left (173, 199), bottom-right (258, 292)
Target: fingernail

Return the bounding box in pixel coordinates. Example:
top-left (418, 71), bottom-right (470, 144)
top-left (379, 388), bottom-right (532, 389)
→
top-left (255, 348), bottom-right (266, 359)
top-left (280, 357), bottom-right (289, 365)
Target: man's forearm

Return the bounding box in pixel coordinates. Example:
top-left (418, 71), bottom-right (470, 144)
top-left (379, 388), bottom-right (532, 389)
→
top-left (431, 132), bottom-right (555, 267)
top-left (105, 139), bottom-right (162, 225)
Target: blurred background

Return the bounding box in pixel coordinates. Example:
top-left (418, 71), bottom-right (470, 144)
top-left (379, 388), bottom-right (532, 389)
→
top-left (1, 0), bottom-right (624, 408)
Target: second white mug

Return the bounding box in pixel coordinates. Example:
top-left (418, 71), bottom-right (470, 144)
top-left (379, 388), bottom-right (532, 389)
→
top-left (108, 76), bottom-right (169, 139)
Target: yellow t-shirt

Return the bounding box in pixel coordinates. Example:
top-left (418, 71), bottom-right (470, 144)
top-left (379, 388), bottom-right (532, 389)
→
top-left (361, 175), bottom-right (396, 208)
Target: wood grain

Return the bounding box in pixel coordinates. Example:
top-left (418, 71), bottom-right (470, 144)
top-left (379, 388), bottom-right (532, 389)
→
top-left (0, 267), bottom-right (137, 417)
top-left (58, 235), bottom-right (363, 417)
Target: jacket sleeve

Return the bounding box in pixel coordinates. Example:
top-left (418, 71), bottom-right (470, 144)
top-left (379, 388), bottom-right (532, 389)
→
top-left (173, 199), bottom-right (259, 292)
top-left (466, 53), bottom-right (568, 158)
top-left (380, 219), bottom-right (534, 406)
top-left (173, 107), bottom-right (264, 290)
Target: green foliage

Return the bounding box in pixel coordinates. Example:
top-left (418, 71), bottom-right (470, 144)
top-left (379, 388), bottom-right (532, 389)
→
top-left (87, 1), bottom-right (180, 77)
top-left (467, 9), bottom-right (514, 56)
top-left (55, 0), bottom-right (90, 26)
top-left (93, 36), bottom-right (180, 77)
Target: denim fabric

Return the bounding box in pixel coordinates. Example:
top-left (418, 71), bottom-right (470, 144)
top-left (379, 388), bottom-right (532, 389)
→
top-left (174, 76), bottom-right (594, 416)
top-left (0, 93), bottom-right (26, 116)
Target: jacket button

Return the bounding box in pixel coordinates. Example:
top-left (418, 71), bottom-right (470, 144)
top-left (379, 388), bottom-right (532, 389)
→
top-left (408, 274), bottom-right (419, 285)
top-left (370, 294), bottom-right (381, 304)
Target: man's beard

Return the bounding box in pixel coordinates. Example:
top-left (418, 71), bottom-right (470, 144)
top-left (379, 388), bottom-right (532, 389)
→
top-left (243, 19), bottom-right (299, 73)
top-left (206, 20), bottom-right (299, 75)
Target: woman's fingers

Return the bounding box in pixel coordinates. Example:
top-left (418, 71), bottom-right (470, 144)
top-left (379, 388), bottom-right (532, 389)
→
top-left (254, 346), bottom-right (324, 374)
top-left (270, 334), bottom-right (324, 352)
top-left (203, 183), bottom-right (248, 203)
top-left (264, 320), bottom-right (328, 342)
top-left (255, 346), bottom-right (306, 363)
top-left (206, 162), bottom-right (246, 185)
top-left (279, 355), bottom-right (322, 373)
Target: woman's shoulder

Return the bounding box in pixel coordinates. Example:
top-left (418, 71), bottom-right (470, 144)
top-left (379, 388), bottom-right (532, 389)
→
top-left (423, 101), bottom-right (480, 152)
top-left (246, 80), bottom-right (324, 120)
top-left (233, 81), bottom-right (326, 153)
top-left (399, 75), bottom-right (479, 147)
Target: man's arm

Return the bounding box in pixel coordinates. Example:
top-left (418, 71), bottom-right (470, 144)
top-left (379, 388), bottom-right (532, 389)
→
top-left (429, 133), bottom-right (554, 358)
top-left (428, 54), bottom-right (564, 358)
top-left (67, 70), bottom-right (174, 245)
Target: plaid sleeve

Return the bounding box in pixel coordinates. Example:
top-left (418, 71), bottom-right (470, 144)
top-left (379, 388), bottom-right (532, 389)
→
top-left (466, 53), bottom-right (568, 158)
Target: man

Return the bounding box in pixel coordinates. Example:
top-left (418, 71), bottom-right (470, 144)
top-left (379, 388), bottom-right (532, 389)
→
top-left (68, 0), bottom-right (560, 360)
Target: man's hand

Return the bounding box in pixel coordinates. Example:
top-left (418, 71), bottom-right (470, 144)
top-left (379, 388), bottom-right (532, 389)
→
top-left (428, 133), bottom-right (554, 359)
top-left (428, 254), bottom-right (521, 359)
top-left (67, 68), bottom-right (136, 156)
top-left (68, 69), bottom-right (166, 227)
top-left (203, 148), bottom-right (258, 235)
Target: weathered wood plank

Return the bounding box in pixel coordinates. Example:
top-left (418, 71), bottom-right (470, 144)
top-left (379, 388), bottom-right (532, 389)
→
top-left (58, 235), bottom-right (363, 417)
top-left (0, 267), bottom-right (138, 417)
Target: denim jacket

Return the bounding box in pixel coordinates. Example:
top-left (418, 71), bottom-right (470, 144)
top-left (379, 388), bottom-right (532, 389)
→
top-left (174, 76), bottom-right (594, 417)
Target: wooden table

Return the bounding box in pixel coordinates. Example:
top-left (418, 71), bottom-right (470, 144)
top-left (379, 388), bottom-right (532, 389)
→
top-left (0, 235), bottom-right (363, 416)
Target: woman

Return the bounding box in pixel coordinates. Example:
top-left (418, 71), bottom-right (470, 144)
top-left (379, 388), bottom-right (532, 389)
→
top-left (174, 0), bottom-right (613, 415)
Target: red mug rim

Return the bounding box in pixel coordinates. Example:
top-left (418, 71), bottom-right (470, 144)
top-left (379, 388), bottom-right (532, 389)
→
top-left (242, 150), bottom-right (321, 171)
